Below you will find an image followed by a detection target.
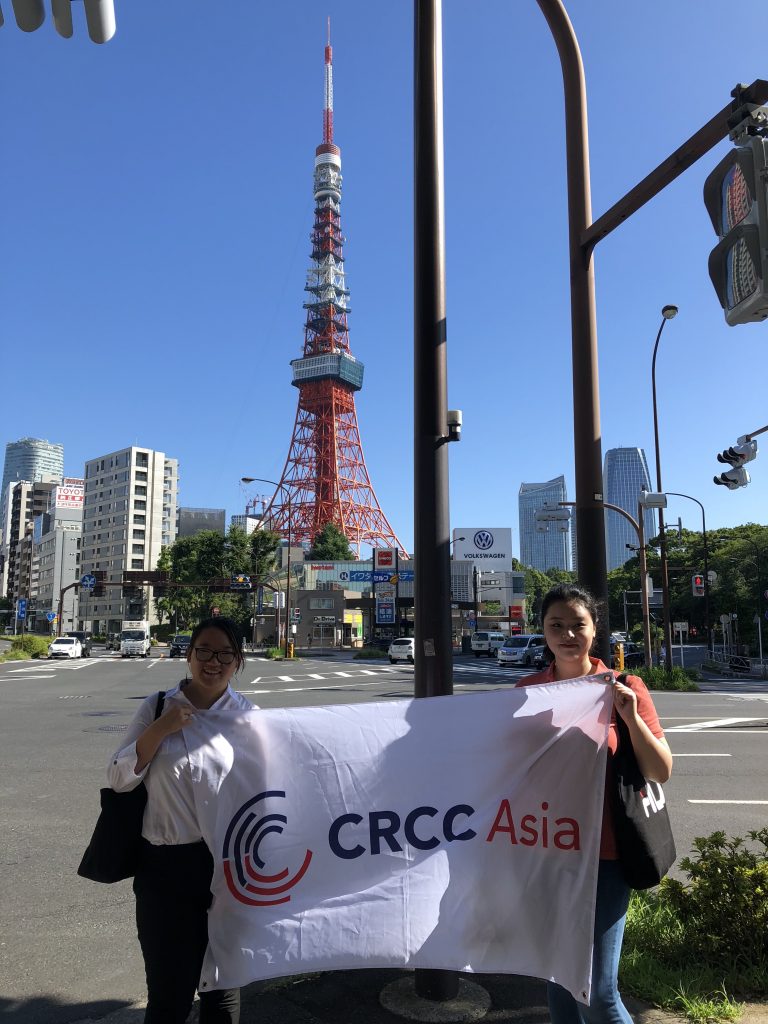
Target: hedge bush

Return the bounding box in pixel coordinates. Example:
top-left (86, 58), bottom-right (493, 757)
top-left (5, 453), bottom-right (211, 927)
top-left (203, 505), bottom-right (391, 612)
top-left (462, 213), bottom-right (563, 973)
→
top-left (629, 665), bottom-right (700, 691)
top-left (11, 635), bottom-right (51, 659)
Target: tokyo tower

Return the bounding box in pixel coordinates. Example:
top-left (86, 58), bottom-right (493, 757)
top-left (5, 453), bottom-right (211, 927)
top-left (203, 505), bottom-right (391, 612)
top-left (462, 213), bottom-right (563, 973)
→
top-left (258, 25), bottom-right (406, 556)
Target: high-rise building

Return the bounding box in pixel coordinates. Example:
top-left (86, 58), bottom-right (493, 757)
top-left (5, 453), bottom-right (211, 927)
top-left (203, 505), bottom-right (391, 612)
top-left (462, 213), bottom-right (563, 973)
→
top-left (34, 480), bottom-right (84, 632)
top-left (1, 438), bottom-right (63, 531)
top-left (603, 447), bottom-right (656, 571)
top-left (2, 477), bottom-right (60, 612)
top-left (519, 477), bottom-right (570, 572)
top-left (230, 514), bottom-right (262, 536)
top-left (81, 447), bottom-right (178, 632)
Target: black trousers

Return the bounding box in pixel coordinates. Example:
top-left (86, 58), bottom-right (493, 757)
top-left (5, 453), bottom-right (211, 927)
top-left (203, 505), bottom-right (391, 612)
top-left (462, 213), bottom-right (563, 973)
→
top-left (133, 839), bottom-right (240, 1024)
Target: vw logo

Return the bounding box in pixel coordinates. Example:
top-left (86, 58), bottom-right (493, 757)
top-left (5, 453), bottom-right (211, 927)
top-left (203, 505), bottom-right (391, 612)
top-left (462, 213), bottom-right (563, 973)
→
top-left (473, 530), bottom-right (494, 550)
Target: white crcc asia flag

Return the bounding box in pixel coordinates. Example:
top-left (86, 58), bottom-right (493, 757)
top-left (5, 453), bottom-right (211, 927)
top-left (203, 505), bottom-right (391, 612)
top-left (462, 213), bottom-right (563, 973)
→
top-left (186, 676), bottom-right (613, 1003)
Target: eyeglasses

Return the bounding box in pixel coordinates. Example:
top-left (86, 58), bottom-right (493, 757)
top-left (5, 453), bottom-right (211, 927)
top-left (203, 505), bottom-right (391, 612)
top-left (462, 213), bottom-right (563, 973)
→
top-left (193, 648), bottom-right (236, 665)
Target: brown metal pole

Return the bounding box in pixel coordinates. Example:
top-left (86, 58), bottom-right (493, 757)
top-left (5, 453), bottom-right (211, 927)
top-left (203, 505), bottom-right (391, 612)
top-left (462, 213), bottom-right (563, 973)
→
top-left (536, 0), bottom-right (609, 663)
top-left (413, 0), bottom-right (457, 1002)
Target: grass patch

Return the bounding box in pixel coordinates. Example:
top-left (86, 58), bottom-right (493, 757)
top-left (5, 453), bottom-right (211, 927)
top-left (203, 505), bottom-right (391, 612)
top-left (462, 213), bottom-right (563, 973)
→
top-left (264, 647), bottom-right (284, 660)
top-left (0, 649), bottom-right (30, 662)
top-left (620, 830), bottom-right (768, 1022)
top-left (629, 664), bottom-right (700, 690)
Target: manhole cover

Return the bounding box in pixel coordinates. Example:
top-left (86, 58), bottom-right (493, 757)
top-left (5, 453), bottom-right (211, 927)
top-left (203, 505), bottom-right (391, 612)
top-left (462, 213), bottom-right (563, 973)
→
top-left (96, 724), bottom-right (129, 732)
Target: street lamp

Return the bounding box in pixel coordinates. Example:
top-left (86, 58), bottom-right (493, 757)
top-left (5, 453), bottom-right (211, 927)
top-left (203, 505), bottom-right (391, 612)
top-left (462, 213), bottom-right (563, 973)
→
top-left (651, 303), bottom-right (679, 672)
top-left (241, 477), bottom-right (293, 658)
top-left (664, 492), bottom-right (711, 654)
top-left (735, 541), bottom-right (765, 665)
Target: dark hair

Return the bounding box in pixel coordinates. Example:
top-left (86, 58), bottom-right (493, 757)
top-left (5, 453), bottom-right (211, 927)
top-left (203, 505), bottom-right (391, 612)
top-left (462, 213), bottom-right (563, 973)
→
top-left (539, 583), bottom-right (600, 663)
top-left (186, 617), bottom-right (245, 672)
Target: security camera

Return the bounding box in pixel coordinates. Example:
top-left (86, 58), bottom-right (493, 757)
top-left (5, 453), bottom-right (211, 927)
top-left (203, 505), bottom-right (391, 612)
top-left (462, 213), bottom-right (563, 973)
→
top-left (447, 409), bottom-right (462, 442)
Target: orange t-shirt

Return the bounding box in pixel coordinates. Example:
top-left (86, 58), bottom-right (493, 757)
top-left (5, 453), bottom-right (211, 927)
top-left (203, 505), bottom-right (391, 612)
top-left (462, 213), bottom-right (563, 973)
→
top-left (516, 657), bottom-right (665, 859)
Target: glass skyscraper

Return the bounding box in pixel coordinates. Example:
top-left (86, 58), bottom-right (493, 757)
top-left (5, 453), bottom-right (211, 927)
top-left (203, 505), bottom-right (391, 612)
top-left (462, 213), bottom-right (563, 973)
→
top-left (603, 447), bottom-right (656, 571)
top-left (519, 476), bottom-right (570, 572)
top-left (1, 437), bottom-right (64, 533)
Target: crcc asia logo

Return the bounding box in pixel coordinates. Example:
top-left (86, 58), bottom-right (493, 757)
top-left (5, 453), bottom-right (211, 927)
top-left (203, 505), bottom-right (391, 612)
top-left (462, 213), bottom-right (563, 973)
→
top-left (223, 789), bottom-right (583, 906)
top-left (223, 791), bottom-right (313, 907)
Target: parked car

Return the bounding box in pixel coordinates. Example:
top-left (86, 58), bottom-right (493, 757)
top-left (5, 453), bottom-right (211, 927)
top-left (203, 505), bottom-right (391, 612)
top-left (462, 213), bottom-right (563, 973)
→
top-left (49, 636), bottom-right (82, 659)
top-left (496, 634), bottom-right (547, 667)
top-left (388, 637), bottom-right (415, 664)
top-left (169, 634), bottom-right (192, 658)
top-left (470, 631), bottom-right (507, 658)
top-left (65, 631), bottom-right (92, 657)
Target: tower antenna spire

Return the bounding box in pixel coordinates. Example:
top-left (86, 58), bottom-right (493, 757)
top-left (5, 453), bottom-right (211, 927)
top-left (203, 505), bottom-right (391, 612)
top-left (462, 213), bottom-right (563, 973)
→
top-left (323, 17), bottom-right (333, 145)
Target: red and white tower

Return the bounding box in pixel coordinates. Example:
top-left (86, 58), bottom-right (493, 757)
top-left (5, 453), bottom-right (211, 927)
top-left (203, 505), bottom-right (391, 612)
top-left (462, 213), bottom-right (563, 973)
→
top-left (258, 25), bottom-right (406, 555)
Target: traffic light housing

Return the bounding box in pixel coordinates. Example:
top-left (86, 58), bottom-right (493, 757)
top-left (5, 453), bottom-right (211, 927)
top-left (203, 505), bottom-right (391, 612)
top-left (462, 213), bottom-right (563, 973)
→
top-left (704, 133), bottom-right (768, 326)
top-left (713, 436), bottom-right (756, 488)
top-left (691, 574), bottom-right (705, 597)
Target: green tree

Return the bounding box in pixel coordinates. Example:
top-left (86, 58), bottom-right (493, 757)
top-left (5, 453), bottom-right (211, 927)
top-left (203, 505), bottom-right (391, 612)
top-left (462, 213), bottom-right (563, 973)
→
top-left (308, 523), bottom-right (354, 561)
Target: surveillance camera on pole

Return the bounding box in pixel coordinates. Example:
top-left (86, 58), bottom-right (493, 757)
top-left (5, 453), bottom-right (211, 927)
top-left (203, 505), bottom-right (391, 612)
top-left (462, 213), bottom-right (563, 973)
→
top-left (3, 0), bottom-right (115, 40)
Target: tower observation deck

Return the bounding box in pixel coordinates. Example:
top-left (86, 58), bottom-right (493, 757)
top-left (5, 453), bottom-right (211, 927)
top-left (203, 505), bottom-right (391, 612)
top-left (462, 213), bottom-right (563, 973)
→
top-left (257, 26), bottom-right (406, 556)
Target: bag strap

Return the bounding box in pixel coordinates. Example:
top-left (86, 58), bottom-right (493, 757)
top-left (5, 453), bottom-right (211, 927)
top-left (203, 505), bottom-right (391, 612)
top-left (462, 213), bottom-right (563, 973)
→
top-left (154, 691), bottom-right (165, 720)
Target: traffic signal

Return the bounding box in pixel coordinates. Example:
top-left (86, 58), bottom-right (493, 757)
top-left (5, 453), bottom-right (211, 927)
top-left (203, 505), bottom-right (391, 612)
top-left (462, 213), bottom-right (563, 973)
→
top-left (4, 0), bottom-right (116, 42)
top-left (703, 133), bottom-right (768, 326)
top-left (691, 574), bottom-right (705, 597)
top-left (713, 436), bottom-right (757, 488)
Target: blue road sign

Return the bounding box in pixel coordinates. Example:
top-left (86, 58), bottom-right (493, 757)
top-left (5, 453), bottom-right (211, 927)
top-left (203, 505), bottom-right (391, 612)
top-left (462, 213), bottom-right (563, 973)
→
top-left (80, 573), bottom-right (96, 590)
top-left (257, 586), bottom-right (264, 613)
top-left (46, 611), bottom-right (57, 622)
top-left (17, 598), bottom-right (27, 619)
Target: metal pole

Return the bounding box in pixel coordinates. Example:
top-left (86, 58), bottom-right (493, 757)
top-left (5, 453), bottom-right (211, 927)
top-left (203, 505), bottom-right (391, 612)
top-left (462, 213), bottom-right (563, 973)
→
top-left (637, 503), bottom-right (652, 669)
top-left (651, 315), bottom-right (674, 671)
top-left (535, 0), bottom-right (609, 663)
top-left (413, 0), bottom-right (457, 1003)
top-left (664, 493), bottom-right (710, 654)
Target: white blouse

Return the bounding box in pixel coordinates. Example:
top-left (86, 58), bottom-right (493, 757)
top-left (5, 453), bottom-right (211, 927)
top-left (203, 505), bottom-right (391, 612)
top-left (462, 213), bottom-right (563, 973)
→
top-left (107, 682), bottom-right (255, 846)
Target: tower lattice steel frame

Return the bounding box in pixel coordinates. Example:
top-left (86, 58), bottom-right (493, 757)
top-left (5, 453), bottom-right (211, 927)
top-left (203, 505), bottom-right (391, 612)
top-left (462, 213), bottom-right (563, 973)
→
top-left (255, 26), bottom-right (406, 556)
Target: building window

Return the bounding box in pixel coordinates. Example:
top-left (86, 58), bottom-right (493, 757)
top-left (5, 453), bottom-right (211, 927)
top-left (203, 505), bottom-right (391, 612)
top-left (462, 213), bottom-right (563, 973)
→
top-left (131, 558), bottom-right (144, 569)
top-left (134, 486), bottom-right (147, 496)
top-left (134, 514), bottom-right (145, 525)
top-left (135, 471), bottom-right (148, 482)
top-left (134, 500), bottom-right (146, 511)
top-left (309, 598), bottom-right (335, 609)
top-left (132, 544), bottom-right (144, 555)
top-left (132, 530), bottom-right (145, 540)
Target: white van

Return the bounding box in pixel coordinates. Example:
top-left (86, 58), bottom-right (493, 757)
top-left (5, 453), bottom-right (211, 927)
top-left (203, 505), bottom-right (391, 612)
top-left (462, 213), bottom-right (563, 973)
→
top-left (470, 631), bottom-right (506, 658)
top-left (496, 634), bottom-right (546, 667)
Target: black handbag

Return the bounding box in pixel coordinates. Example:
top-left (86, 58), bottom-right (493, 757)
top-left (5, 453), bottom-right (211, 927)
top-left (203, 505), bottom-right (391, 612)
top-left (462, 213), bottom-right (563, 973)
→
top-left (611, 683), bottom-right (676, 890)
top-left (77, 691), bottom-right (165, 884)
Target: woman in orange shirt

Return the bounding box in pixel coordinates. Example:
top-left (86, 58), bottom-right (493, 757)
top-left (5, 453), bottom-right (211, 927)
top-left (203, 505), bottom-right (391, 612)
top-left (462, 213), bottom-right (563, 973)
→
top-left (517, 584), bottom-right (673, 1024)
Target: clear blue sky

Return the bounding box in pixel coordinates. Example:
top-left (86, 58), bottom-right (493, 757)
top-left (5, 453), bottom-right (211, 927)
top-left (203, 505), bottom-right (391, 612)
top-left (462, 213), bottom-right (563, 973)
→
top-left (2, 0), bottom-right (767, 559)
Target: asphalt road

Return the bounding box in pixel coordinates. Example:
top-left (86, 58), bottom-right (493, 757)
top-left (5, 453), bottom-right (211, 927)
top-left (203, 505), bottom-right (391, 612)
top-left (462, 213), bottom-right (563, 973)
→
top-left (1, 647), bottom-right (766, 1023)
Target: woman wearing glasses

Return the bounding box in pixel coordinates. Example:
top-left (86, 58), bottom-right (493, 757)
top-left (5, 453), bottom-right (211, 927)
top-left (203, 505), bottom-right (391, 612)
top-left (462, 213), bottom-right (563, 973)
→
top-left (108, 616), bottom-right (252, 1024)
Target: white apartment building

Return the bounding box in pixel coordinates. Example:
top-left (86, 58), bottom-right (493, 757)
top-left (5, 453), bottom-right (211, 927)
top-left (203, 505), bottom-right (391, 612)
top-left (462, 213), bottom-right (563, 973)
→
top-left (81, 447), bottom-right (178, 633)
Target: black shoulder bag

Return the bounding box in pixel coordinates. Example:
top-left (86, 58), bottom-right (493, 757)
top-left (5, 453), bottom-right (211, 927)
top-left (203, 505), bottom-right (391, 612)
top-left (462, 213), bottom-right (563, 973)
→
top-left (612, 677), bottom-right (676, 889)
top-left (77, 691), bottom-right (165, 884)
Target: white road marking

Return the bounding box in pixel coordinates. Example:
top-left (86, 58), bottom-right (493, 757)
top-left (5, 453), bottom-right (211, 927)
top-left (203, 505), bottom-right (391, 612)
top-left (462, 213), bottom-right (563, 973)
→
top-left (665, 717), bottom-right (763, 732)
top-left (671, 753), bottom-right (732, 757)
top-left (334, 672), bottom-right (352, 677)
top-left (689, 799), bottom-right (768, 804)
top-left (308, 674), bottom-right (324, 679)
top-left (278, 675), bottom-right (295, 682)
top-left (240, 680), bottom-right (391, 695)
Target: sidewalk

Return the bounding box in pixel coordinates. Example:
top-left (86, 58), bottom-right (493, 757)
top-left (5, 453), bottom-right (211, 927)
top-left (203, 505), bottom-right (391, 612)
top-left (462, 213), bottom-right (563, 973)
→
top-left (72, 970), bottom-right (768, 1024)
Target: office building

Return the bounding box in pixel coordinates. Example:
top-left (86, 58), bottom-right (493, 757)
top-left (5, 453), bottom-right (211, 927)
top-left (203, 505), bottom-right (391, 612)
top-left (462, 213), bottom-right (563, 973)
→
top-left (603, 447), bottom-right (656, 571)
top-left (518, 477), bottom-right (571, 572)
top-left (1, 438), bottom-right (63, 533)
top-left (81, 447), bottom-right (178, 632)
top-left (230, 514), bottom-right (262, 536)
top-left (34, 480), bottom-right (84, 631)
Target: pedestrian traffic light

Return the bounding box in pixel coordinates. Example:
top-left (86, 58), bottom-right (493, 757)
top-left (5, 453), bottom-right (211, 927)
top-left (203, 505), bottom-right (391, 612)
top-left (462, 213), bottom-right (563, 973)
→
top-left (703, 132), bottom-right (768, 326)
top-left (713, 436), bottom-right (757, 488)
top-left (3, 0), bottom-right (116, 41)
top-left (691, 574), bottom-right (705, 597)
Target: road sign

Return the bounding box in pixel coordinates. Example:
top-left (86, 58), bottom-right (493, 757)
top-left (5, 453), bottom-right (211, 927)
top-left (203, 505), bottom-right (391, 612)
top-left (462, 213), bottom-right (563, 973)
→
top-left (80, 573), bottom-right (96, 590)
top-left (720, 614), bottom-right (730, 624)
top-left (673, 621), bottom-right (689, 633)
top-left (46, 612), bottom-right (57, 622)
top-left (17, 598), bottom-right (27, 619)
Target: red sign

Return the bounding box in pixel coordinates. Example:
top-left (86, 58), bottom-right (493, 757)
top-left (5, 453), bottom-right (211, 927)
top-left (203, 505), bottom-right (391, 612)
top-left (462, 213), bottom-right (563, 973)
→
top-left (509, 605), bottom-right (524, 617)
top-left (375, 549), bottom-right (395, 568)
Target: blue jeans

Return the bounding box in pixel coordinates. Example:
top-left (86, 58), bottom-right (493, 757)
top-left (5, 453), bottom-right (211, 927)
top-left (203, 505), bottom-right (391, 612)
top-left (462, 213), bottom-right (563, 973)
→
top-left (547, 859), bottom-right (633, 1024)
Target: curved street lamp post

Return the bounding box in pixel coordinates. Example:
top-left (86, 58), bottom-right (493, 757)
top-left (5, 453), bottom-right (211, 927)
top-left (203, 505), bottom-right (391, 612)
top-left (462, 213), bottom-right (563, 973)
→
top-left (241, 477), bottom-right (293, 657)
